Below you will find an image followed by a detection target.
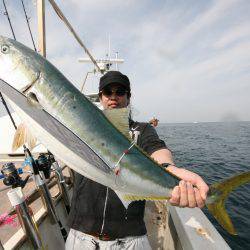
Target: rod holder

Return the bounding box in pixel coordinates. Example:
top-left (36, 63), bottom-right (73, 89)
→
top-left (52, 161), bottom-right (71, 214)
top-left (7, 187), bottom-right (43, 249)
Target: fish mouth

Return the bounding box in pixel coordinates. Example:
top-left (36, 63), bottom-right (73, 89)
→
top-left (21, 71), bottom-right (41, 94)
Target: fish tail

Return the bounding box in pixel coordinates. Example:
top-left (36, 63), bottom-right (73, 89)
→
top-left (206, 171), bottom-right (250, 235)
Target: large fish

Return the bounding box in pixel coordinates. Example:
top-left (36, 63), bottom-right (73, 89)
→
top-left (0, 36), bottom-right (249, 235)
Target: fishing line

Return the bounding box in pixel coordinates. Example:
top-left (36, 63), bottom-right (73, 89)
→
top-left (20, 0), bottom-right (37, 52)
top-left (0, 92), bottom-right (17, 129)
top-left (2, 0), bottom-right (16, 40)
top-left (1, 0), bottom-right (18, 130)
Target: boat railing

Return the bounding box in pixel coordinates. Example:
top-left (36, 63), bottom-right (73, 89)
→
top-left (168, 205), bottom-right (231, 250)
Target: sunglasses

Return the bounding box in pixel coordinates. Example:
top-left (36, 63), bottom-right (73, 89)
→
top-left (100, 87), bottom-right (128, 97)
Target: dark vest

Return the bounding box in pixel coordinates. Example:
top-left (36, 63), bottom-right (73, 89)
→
top-left (67, 121), bottom-right (166, 238)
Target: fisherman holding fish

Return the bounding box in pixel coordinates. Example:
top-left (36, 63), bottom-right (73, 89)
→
top-left (0, 36), bottom-right (247, 248)
top-left (66, 71), bottom-right (209, 250)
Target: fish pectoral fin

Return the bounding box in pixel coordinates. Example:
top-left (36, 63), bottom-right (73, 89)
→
top-left (27, 92), bottom-right (42, 109)
top-left (103, 108), bottom-right (130, 138)
top-left (12, 123), bottom-right (37, 151)
top-left (114, 190), bottom-right (167, 209)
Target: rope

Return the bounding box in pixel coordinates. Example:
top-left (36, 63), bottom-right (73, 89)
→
top-left (20, 0), bottom-right (37, 51)
top-left (2, 0), bottom-right (16, 40)
top-left (48, 0), bottom-right (103, 74)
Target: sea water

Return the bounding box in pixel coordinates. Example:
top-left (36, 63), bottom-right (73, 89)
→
top-left (157, 121), bottom-right (250, 250)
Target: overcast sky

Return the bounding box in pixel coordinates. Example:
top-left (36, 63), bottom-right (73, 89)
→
top-left (0, 0), bottom-right (249, 123)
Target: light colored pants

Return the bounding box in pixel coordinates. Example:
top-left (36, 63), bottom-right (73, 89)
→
top-left (65, 229), bottom-right (152, 250)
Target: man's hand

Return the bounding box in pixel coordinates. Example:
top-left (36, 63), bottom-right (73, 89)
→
top-left (167, 166), bottom-right (209, 208)
top-left (150, 149), bottom-right (209, 208)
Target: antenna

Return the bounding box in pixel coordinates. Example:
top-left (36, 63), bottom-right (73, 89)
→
top-left (108, 34), bottom-right (111, 65)
top-left (115, 52), bottom-right (119, 70)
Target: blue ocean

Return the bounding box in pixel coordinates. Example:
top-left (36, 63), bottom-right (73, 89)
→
top-left (156, 121), bottom-right (250, 250)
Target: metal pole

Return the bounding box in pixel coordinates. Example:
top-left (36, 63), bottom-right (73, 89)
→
top-left (7, 187), bottom-right (43, 249)
top-left (37, 0), bottom-right (46, 57)
top-left (52, 161), bottom-right (71, 214)
top-left (24, 149), bottom-right (68, 241)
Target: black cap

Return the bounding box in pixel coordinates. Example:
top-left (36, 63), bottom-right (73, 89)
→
top-left (99, 71), bottom-right (131, 93)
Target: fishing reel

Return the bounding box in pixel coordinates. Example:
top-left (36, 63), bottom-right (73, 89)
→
top-left (35, 153), bottom-right (53, 179)
top-left (1, 162), bottom-right (29, 188)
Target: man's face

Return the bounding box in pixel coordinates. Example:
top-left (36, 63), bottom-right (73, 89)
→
top-left (99, 83), bottom-right (130, 109)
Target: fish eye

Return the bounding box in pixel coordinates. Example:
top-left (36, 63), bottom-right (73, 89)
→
top-left (1, 45), bottom-right (10, 54)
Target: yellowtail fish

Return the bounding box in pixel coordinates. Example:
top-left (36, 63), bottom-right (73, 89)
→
top-left (0, 36), bottom-right (249, 235)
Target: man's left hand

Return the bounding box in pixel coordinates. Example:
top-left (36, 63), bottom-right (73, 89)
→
top-left (166, 166), bottom-right (209, 208)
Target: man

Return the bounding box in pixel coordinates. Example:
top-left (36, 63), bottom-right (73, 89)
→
top-left (66, 71), bottom-right (209, 250)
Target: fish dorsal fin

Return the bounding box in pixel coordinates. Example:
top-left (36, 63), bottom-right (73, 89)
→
top-left (103, 108), bottom-right (130, 138)
top-left (12, 123), bottom-right (37, 151)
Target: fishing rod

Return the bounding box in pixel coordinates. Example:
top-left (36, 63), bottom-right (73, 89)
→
top-left (34, 151), bottom-right (71, 214)
top-left (0, 155), bottom-right (67, 245)
top-left (3, 0), bottom-right (36, 52)
top-left (8, 188), bottom-right (43, 249)
top-left (1, 92), bottom-right (68, 243)
top-left (2, 0), bottom-right (16, 40)
top-left (20, 0), bottom-right (37, 51)
top-left (0, 92), bottom-right (17, 129)
top-left (49, 153), bottom-right (71, 214)
top-left (0, 93), bottom-right (42, 248)
top-left (24, 149), bottom-right (68, 241)
top-left (1, 162), bottom-right (43, 249)
top-left (0, 94), bottom-right (67, 241)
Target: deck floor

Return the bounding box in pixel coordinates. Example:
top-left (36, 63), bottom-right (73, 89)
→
top-left (145, 201), bottom-right (175, 250)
